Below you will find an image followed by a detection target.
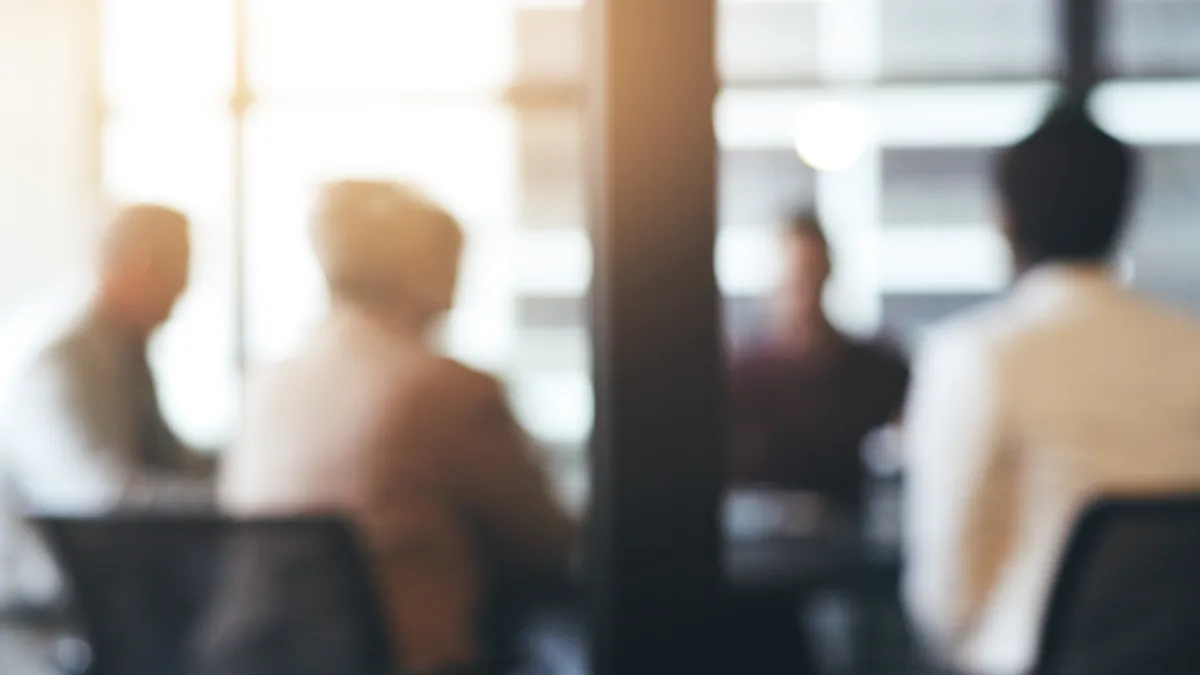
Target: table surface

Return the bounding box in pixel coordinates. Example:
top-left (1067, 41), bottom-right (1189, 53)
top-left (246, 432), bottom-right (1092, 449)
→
top-left (725, 532), bottom-right (902, 593)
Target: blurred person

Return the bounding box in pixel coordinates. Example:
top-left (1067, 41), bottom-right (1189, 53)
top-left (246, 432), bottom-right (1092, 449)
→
top-left (729, 211), bottom-right (909, 511)
top-left (903, 97), bottom-right (1200, 675)
top-left (219, 181), bottom-right (575, 673)
top-left (0, 204), bottom-right (212, 605)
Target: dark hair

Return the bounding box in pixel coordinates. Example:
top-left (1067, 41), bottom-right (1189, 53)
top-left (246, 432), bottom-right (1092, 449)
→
top-left (786, 208), bottom-right (829, 251)
top-left (996, 94), bottom-right (1136, 266)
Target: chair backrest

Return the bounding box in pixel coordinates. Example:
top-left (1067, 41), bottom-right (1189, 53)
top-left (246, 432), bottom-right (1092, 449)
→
top-left (1033, 496), bottom-right (1200, 675)
top-left (34, 514), bottom-right (398, 675)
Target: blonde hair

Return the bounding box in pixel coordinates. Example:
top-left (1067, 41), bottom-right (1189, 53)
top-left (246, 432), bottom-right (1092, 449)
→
top-left (310, 181), bottom-right (463, 306)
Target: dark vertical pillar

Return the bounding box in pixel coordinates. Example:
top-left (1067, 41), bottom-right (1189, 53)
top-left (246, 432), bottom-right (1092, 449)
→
top-left (586, 2), bottom-right (724, 675)
top-left (1063, 0), bottom-right (1103, 94)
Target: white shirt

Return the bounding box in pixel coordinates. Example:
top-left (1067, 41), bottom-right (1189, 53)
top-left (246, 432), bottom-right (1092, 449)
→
top-left (903, 265), bottom-right (1200, 675)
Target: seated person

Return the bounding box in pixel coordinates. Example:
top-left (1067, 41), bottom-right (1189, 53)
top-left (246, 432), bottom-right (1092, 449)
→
top-left (220, 181), bottom-right (576, 673)
top-left (729, 211), bottom-right (908, 511)
top-left (1, 204), bottom-right (212, 605)
top-left (902, 97), bottom-right (1200, 675)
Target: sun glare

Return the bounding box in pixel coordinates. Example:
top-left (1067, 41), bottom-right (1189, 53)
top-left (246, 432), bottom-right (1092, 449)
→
top-left (249, 1), bottom-right (515, 96)
top-left (792, 100), bottom-right (875, 172)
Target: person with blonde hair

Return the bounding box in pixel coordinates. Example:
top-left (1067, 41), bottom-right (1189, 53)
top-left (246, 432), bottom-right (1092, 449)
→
top-left (220, 181), bottom-right (575, 673)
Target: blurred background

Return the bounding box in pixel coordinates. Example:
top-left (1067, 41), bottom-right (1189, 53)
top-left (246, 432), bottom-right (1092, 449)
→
top-left (3, 0), bottom-right (1200, 515)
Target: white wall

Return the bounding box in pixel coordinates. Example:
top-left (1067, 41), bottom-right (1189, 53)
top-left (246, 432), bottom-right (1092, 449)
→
top-left (0, 0), bottom-right (99, 403)
top-left (0, 0), bottom-right (99, 311)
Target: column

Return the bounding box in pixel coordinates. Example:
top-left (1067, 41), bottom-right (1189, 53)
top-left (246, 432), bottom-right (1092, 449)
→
top-left (586, 2), bottom-right (724, 674)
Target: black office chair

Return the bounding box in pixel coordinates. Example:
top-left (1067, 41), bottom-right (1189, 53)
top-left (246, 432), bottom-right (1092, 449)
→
top-left (1031, 496), bottom-right (1200, 675)
top-left (34, 514), bottom-right (398, 675)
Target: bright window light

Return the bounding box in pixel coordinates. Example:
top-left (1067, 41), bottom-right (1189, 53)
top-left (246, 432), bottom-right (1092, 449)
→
top-left (95, 0), bottom-right (590, 453)
top-left (249, 0), bottom-right (515, 96)
top-left (102, 0), bottom-right (234, 106)
top-left (104, 112), bottom-right (239, 448)
top-left (792, 100), bottom-right (874, 172)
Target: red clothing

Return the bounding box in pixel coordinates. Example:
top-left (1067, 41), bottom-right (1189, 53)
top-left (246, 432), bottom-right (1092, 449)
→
top-left (729, 334), bottom-right (909, 507)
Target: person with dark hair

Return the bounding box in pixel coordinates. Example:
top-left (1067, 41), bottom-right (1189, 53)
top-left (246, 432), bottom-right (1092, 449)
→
top-left (220, 181), bottom-right (575, 674)
top-left (997, 99), bottom-right (1135, 269)
top-left (903, 97), bottom-right (1200, 675)
top-left (0, 204), bottom-right (212, 604)
top-left (729, 209), bottom-right (909, 510)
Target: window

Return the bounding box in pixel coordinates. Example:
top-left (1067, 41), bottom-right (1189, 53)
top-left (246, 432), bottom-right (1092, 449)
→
top-left (881, 148), bottom-right (995, 227)
top-left (717, 1), bottom-right (1200, 348)
top-left (720, 148), bottom-right (816, 228)
top-left (518, 110), bottom-right (586, 231)
top-left (1092, 86), bottom-right (1200, 314)
top-left (881, 293), bottom-right (993, 351)
top-left (102, 0), bottom-right (238, 448)
top-left (1109, 0), bottom-right (1200, 76)
top-left (715, 0), bottom-right (1056, 343)
top-left (879, 0), bottom-right (1053, 79)
top-left (100, 0), bottom-right (591, 507)
top-left (718, 2), bottom-right (821, 81)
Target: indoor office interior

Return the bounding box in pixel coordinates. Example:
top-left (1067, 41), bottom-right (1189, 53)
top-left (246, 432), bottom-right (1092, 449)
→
top-left (2, 0), bottom-right (1200, 674)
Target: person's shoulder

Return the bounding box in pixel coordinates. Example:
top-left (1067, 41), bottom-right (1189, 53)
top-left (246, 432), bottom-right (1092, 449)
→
top-left (730, 339), bottom-right (789, 372)
top-left (843, 338), bottom-right (910, 397)
top-left (31, 319), bottom-right (85, 362)
top-left (847, 331), bottom-right (908, 366)
top-left (3, 325), bottom-right (98, 433)
top-left (239, 356), bottom-right (302, 411)
top-left (32, 314), bottom-right (125, 382)
top-left (1112, 291), bottom-right (1200, 363)
top-left (728, 342), bottom-right (793, 397)
top-left (404, 357), bottom-right (516, 463)
top-left (906, 298), bottom-right (1022, 384)
top-left (16, 322), bottom-right (92, 390)
top-left (922, 296), bottom-right (1021, 353)
top-left (1122, 290), bottom-right (1200, 335)
top-left (415, 355), bottom-right (506, 410)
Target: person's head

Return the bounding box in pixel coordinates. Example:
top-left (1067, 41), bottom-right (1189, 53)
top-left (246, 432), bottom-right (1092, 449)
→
top-left (996, 95), bottom-right (1137, 272)
top-left (97, 204), bottom-right (191, 335)
top-left (780, 209), bottom-right (832, 321)
top-left (310, 180), bottom-right (464, 329)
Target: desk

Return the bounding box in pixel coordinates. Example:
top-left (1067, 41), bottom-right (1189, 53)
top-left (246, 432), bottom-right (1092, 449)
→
top-left (727, 534), bottom-right (901, 593)
top-left (723, 487), bottom-right (902, 592)
top-left (725, 535), bottom-right (911, 674)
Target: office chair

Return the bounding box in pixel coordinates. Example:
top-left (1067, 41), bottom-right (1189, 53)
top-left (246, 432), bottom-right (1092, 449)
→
top-left (1032, 495), bottom-right (1200, 675)
top-left (34, 514), bottom-right (398, 675)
